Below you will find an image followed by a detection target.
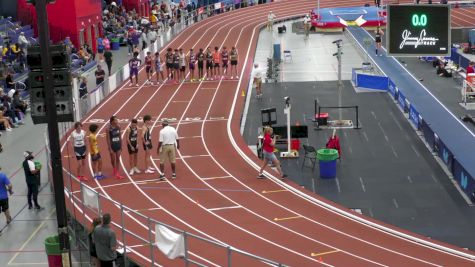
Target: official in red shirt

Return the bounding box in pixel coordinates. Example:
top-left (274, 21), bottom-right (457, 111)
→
top-left (258, 127), bottom-right (287, 179)
top-left (467, 61), bottom-right (475, 74)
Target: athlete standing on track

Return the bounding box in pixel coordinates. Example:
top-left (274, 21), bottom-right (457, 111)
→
top-left (188, 48), bottom-right (196, 82)
top-left (267, 11), bottom-right (276, 31)
top-left (165, 48), bottom-right (174, 82)
top-left (206, 47), bottom-right (213, 80)
top-left (258, 126), bottom-right (287, 180)
top-left (213, 46), bottom-right (221, 80)
top-left (142, 115), bottom-right (155, 174)
top-left (145, 51), bottom-right (153, 85)
top-left (179, 48), bottom-right (187, 82)
top-left (129, 52), bottom-right (142, 86)
top-left (375, 26), bottom-right (384, 56)
top-left (72, 122), bottom-right (88, 181)
top-left (303, 13), bottom-right (311, 39)
top-left (126, 119), bottom-right (141, 175)
top-left (197, 48), bottom-right (205, 81)
top-left (89, 124), bottom-right (105, 180)
top-left (221, 46), bottom-right (229, 79)
top-left (154, 52), bottom-right (165, 84)
top-left (173, 48), bottom-right (181, 83)
top-left (230, 46), bottom-right (239, 79)
top-left (106, 116), bottom-right (125, 179)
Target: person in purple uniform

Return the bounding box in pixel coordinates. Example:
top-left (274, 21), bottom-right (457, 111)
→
top-left (129, 52), bottom-right (142, 86)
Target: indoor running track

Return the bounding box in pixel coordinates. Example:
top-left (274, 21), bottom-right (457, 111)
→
top-left (60, 1), bottom-right (475, 266)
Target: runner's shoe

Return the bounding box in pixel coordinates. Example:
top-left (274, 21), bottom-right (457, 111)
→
top-left (129, 169), bottom-right (135, 175)
top-left (171, 173), bottom-right (176, 179)
top-left (115, 174), bottom-right (125, 180)
top-left (257, 173), bottom-right (265, 179)
top-left (134, 167), bottom-right (141, 173)
top-left (159, 174), bottom-right (166, 181)
top-left (145, 169), bottom-right (154, 174)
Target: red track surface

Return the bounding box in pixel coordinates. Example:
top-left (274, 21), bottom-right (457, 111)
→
top-left (61, 1), bottom-right (475, 266)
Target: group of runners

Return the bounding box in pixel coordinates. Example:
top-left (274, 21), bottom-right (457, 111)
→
top-left (128, 46), bottom-right (240, 86)
top-left (71, 115), bottom-right (178, 181)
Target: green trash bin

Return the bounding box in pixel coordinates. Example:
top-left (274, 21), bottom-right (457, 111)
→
top-left (45, 236), bottom-right (63, 267)
top-left (317, 149), bottom-right (339, 179)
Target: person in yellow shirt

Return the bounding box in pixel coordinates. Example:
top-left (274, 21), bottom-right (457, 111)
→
top-left (89, 124), bottom-right (105, 180)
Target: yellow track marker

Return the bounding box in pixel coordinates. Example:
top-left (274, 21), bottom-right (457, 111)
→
top-left (241, 90), bottom-right (246, 96)
top-left (262, 189), bottom-right (287, 194)
top-left (273, 216), bottom-right (301, 221)
top-left (311, 250), bottom-right (340, 257)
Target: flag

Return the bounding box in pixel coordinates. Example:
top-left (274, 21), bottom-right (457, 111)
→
top-left (338, 17), bottom-right (348, 27)
top-left (355, 15), bottom-right (367, 27)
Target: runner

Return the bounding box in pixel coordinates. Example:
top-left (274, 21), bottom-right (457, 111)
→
top-left (375, 26), bottom-right (384, 56)
top-left (126, 119), bottom-right (141, 175)
top-left (145, 51), bottom-right (153, 84)
top-left (188, 48), bottom-right (196, 82)
top-left (142, 115), bottom-right (155, 174)
top-left (173, 48), bottom-right (181, 83)
top-left (165, 48), bottom-right (174, 82)
top-left (212, 46), bottom-right (221, 80)
top-left (197, 48), bottom-right (205, 81)
top-left (230, 46), bottom-right (239, 79)
top-left (129, 52), bottom-right (142, 86)
top-left (179, 48), bottom-right (186, 82)
top-left (106, 116), bottom-right (125, 179)
top-left (221, 46), bottom-right (229, 79)
top-left (267, 11), bottom-right (276, 31)
top-left (205, 47), bottom-right (213, 80)
top-left (303, 13), bottom-right (311, 39)
top-left (154, 51), bottom-right (165, 84)
top-left (71, 122), bottom-right (88, 181)
top-left (89, 124), bottom-right (105, 180)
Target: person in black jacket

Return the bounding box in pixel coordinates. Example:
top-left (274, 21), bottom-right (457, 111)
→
top-left (22, 151), bottom-right (41, 210)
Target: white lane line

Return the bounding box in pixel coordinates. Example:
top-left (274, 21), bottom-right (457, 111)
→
top-left (362, 131), bottom-right (369, 142)
top-left (180, 154), bottom-right (211, 159)
top-left (359, 177), bottom-right (366, 193)
top-left (371, 110), bottom-right (377, 120)
top-left (201, 176), bottom-right (233, 181)
top-left (407, 176), bottom-right (413, 184)
top-left (335, 177), bottom-right (342, 193)
top-left (411, 145), bottom-right (421, 158)
top-left (208, 205), bottom-right (242, 212)
top-left (392, 198), bottom-right (399, 209)
top-left (431, 174), bottom-right (440, 184)
top-left (389, 111), bottom-right (404, 131)
top-left (378, 123), bottom-right (389, 142)
top-left (390, 145), bottom-right (399, 158)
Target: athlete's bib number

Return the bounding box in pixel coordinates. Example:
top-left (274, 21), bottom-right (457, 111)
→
top-left (112, 137), bottom-right (120, 142)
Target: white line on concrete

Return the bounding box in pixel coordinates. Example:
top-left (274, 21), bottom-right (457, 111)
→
top-left (390, 145), bottom-right (399, 158)
top-left (407, 176), bottom-right (413, 184)
top-left (335, 177), bottom-right (342, 193)
top-left (411, 145), bottom-right (421, 158)
top-left (359, 177), bottom-right (366, 193)
top-left (392, 198), bottom-right (399, 209)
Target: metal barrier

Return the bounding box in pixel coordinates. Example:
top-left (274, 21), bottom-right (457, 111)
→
top-left (48, 1), bottom-right (287, 266)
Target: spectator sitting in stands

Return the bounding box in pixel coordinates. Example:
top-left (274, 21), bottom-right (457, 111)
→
top-left (5, 73), bottom-right (14, 91)
top-left (467, 61), bottom-right (475, 74)
top-left (12, 91), bottom-right (27, 116)
top-left (437, 60), bottom-right (450, 77)
top-left (0, 106), bottom-right (13, 131)
top-left (84, 44), bottom-right (95, 62)
top-left (78, 46), bottom-right (91, 66)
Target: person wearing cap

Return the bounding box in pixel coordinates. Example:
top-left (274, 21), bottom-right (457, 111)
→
top-left (267, 11), bottom-right (276, 31)
top-left (22, 151), bottom-right (41, 210)
top-left (0, 169), bottom-right (13, 225)
top-left (157, 119), bottom-right (179, 180)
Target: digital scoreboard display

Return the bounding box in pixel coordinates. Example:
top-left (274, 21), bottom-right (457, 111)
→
top-left (387, 5), bottom-right (450, 56)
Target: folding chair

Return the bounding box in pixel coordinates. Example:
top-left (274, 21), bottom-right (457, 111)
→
top-left (283, 50), bottom-right (292, 63)
top-left (301, 145), bottom-right (317, 169)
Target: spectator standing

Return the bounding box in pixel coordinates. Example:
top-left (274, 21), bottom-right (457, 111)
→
top-left (104, 48), bottom-right (113, 76)
top-left (93, 213), bottom-right (117, 267)
top-left (257, 126), bottom-right (287, 179)
top-left (22, 151), bottom-right (42, 210)
top-left (88, 217), bottom-right (102, 267)
top-left (157, 119), bottom-right (180, 180)
top-left (97, 37), bottom-right (105, 62)
top-left (17, 32), bottom-right (30, 53)
top-left (141, 29), bottom-right (148, 50)
top-left (95, 65), bottom-right (106, 85)
top-left (79, 77), bottom-right (88, 99)
top-left (147, 29), bottom-right (158, 50)
top-left (0, 170), bottom-right (13, 226)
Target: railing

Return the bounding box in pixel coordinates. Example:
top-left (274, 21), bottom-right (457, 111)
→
top-left (49, 1), bottom-right (288, 266)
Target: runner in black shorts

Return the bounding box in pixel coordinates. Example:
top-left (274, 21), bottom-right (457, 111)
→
top-left (107, 116), bottom-right (125, 179)
top-left (173, 48), bottom-right (180, 83)
top-left (205, 47), bottom-right (213, 80)
top-left (145, 51), bottom-right (153, 84)
top-left (71, 122), bottom-right (88, 181)
top-left (165, 48), bottom-right (174, 81)
top-left (142, 115), bottom-right (155, 173)
top-left (230, 46), bottom-right (238, 79)
top-left (126, 119), bottom-right (140, 175)
top-left (197, 48), bottom-right (205, 81)
top-left (375, 26), bottom-right (384, 56)
top-left (221, 46), bottom-right (229, 79)
top-left (212, 46), bottom-right (221, 79)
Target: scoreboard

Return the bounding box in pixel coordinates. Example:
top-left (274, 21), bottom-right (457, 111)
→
top-left (387, 5), bottom-right (451, 56)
